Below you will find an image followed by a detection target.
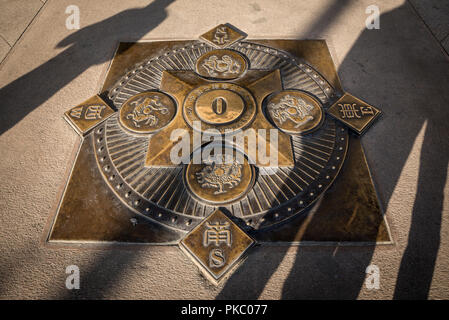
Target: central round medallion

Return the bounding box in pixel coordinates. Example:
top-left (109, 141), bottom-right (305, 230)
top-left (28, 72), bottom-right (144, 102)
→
top-left (183, 82), bottom-right (256, 134)
top-left (195, 89), bottom-right (245, 125)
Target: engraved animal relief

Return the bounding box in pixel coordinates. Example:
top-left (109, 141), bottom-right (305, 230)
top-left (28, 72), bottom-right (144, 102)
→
top-left (202, 55), bottom-right (241, 77)
top-left (126, 95), bottom-right (169, 127)
top-left (196, 155), bottom-right (242, 194)
top-left (269, 95), bottom-right (315, 128)
top-left (213, 26), bottom-right (229, 45)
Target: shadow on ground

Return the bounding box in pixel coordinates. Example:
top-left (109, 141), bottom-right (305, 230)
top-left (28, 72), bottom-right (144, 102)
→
top-left (0, 0), bottom-right (174, 135)
top-left (217, 2), bottom-right (449, 299)
top-left (1, 0), bottom-right (448, 300)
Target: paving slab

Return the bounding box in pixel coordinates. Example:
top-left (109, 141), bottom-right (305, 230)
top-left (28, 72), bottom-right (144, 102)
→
top-left (0, 36), bottom-right (10, 62)
top-left (443, 35), bottom-right (449, 54)
top-left (409, 0), bottom-right (449, 41)
top-left (0, 0), bottom-right (448, 299)
top-left (0, 0), bottom-right (44, 46)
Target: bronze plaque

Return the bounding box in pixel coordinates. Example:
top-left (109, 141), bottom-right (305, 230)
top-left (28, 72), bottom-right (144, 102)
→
top-left (327, 92), bottom-right (382, 134)
top-left (64, 95), bottom-right (115, 135)
top-left (49, 25), bottom-right (388, 285)
top-left (180, 209), bottom-right (254, 283)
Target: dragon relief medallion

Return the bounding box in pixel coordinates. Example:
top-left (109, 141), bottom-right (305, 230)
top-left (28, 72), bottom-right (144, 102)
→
top-left (196, 155), bottom-right (243, 195)
top-left (118, 91), bottom-right (176, 134)
top-left (201, 55), bottom-right (241, 77)
top-left (268, 95), bottom-right (315, 128)
top-left (126, 95), bottom-right (169, 127)
top-left (266, 90), bottom-right (324, 134)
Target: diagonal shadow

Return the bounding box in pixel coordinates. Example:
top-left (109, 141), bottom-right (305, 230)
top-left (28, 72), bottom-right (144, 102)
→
top-left (2, 0), bottom-right (447, 300)
top-left (218, 1), bottom-right (449, 300)
top-left (0, 0), bottom-right (175, 135)
top-left (336, 2), bottom-right (449, 299)
top-left (0, 0), bottom-right (175, 299)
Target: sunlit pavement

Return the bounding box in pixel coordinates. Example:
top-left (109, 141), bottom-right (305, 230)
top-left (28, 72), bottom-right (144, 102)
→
top-left (0, 0), bottom-right (448, 299)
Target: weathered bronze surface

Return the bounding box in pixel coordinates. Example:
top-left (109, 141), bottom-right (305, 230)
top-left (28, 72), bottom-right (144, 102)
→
top-left (49, 136), bottom-right (181, 243)
top-left (50, 25), bottom-right (388, 284)
top-left (180, 209), bottom-right (254, 283)
top-left (119, 91), bottom-right (176, 134)
top-left (64, 95), bottom-right (115, 136)
top-left (199, 25), bottom-right (246, 49)
top-left (254, 134), bottom-right (390, 243)
top-left (265, 90), bottom-right (324, 134)
top-left (195, 49), bottom-right (248, 80)
top-left (185, 147), bottom-right (255, 205)
top-left (49, 132), bottom-right (389, 243)
top-left (327, 92), bottom-right (382, 135)
top-left (143, 68), bottom-right (295, 167)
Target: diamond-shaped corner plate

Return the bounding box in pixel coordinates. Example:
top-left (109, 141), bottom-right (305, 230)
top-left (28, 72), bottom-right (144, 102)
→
top-left (180, 209), bottom-right (255, 284)
top-left (327, 92), bottom-right (382, 135)
top-left (64, 95), bottom-right (115, 136)
top-left (199, 24), bottom-right (246, 48)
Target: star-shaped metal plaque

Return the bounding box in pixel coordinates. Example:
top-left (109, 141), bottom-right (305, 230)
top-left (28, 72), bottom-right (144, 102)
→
top-left (144, 69), bottom-right (295, 167)
top-left (49, 25), bottom-right (390, 286)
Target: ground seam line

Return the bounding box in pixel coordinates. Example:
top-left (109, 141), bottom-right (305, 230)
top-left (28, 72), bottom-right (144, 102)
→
top-left (405, 0), bottom-right (449, 58)
top-left (0, 0), bottom-right (48, 66)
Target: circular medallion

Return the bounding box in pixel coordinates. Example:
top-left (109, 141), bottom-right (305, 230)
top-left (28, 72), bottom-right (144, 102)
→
top-left (195, 49), bottom-right (248, 80)
top-left (119, 91), bottom-right (176, 134)
top-left (105, 41), bottom-right (347, 232)
top-left (185, 149), bottom-right (255, 205)
top-left (195, 89), bottom-right (245, 125)
top-left (265, 90), bottom-right (324, 134)
top-left (184, 82), bottom-right (256, 134)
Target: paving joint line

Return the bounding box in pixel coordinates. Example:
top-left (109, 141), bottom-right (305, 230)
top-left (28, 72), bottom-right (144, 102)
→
top-left (0, 0), bottom-right (48, 66)
top-left (0, 33), bottom-right (12, 47)
top-left (405, 0), bottom-right (449, 58)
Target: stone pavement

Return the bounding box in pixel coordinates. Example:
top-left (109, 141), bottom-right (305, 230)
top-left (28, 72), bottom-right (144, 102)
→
top-left (0, 0), bottom-right (46, 63)
top-left (0, 0), bottom-right (448, 299)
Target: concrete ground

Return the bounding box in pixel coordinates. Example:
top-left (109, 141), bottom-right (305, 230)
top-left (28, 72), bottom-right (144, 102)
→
top-left (0, 0), bottom-right (448, 299)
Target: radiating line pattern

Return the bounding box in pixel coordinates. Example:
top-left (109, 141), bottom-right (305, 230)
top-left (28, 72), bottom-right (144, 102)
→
top-left (93, 41), bottom-right (348, 232)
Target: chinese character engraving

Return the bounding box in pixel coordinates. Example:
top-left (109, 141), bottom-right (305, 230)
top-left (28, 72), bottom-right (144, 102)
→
top-left (70, 106), bottom-right (83, 119)
top-left (213, 26), bottom-right (229, 45)
top-left (360, 105), bottom-right (375, 116)
top-left (203, 221), bottom-right (232, 247)
top-left (84, 105), bottom-right (105, 120)
top-left (338, 103), bottom-right (361, 119)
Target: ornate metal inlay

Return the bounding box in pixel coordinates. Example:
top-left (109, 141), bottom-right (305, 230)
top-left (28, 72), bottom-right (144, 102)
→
top-left (196, 49), bottom-right (247, 79)
top-left (266, 90), bottom-right (324, 134)
top-left (64, 95), bottom-right (115, 135)
top-left (180, 209), bottom-right (254, 283)
top-left (53, 25), bottom-right (385, 284)
top-left (119, 91), bottom-right (176, 133)
top-left (327, 92), bottom-right (382, 134)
